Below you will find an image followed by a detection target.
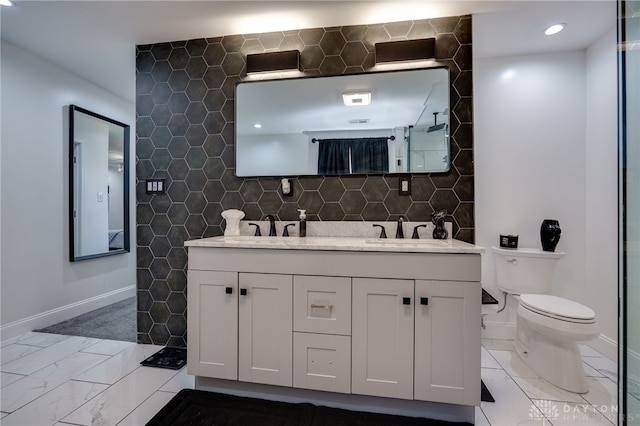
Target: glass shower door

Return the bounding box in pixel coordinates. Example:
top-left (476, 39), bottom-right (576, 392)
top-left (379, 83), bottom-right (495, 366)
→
top-left (620, 1), bottom-right (640, 424)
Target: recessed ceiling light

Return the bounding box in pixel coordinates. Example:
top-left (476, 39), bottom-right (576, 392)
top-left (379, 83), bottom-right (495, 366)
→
top-left (254, 123), bottom-right (262, 129)
top-left (343, 92), bottom-right (371, 106)
top-left (0, 0), bottom-right (14, 6)
top-left (544, 23), bottom-right (566, 36)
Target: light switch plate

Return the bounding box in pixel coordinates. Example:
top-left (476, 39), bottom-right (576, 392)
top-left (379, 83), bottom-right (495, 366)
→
top-left (399, 176), bottom-right (411, 196)
top-left (146, 178), bottom-right (166, 194)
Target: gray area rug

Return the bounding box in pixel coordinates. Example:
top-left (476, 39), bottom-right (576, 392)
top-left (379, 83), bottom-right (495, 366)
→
top-left (35, 297), bottom-right (136, 342)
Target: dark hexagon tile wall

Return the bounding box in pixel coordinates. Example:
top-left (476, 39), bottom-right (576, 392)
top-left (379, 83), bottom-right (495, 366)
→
top-left (136, 16), bottom-right (474, 345)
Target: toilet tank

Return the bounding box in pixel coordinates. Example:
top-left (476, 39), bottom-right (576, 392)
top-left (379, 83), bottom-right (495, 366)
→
top-left (491, 247), bottom-right (564, 294)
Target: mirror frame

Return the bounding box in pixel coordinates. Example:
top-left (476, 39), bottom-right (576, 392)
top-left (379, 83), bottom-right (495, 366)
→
top-left (234, 66), bottom-right (450, 178)
top-left (68, 105), bottom-right (130, 262)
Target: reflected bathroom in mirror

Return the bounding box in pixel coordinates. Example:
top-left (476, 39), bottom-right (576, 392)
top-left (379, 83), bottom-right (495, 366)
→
top-left (235, 67), bottom-right (450, 177)
top-left (69, 105), bottom-right (130, 261)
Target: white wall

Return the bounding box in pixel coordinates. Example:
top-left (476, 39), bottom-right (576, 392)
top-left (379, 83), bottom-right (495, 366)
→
top-left (0, 41), bottom-right (136, 339)
top-left (585, 28), bottom-right (618, 356)
top-left (474, 31), bottom-right (618, 359)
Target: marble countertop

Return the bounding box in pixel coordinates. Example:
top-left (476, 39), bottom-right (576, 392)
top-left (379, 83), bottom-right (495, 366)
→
top-left (184, 236), bottom-right (484, 254)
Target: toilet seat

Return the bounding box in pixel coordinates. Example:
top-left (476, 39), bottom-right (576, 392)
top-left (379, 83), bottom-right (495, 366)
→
top-left (519, 294), bottom-right (596, 324)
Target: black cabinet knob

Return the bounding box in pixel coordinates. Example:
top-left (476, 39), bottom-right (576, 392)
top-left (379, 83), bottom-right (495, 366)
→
top-left (225, 287), bottom-right (233, 294)
top-left (402, 297), bottom-right (411, 305)
top-left (420, 297), bottom-right (429, 306)
top-left (240, 288), bottom-right (247, 296)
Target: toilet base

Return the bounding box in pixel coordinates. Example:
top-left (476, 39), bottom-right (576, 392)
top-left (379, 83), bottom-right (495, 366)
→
top-left (515, 319), bottom-right (590, 394)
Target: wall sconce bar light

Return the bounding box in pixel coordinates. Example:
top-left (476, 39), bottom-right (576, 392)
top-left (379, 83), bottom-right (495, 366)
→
top-left (246, 50), bottom-right (300, 74)
top-left (375, 38), bottom-right (435, 64)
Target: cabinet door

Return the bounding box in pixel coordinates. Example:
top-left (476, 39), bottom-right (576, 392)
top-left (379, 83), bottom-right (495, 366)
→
top-left (238, 273), bottom-right (293, 386)
top-left (352, 278), bottom-right (414, 400)
top-left (414, 280), bottom-right (481, 405)
top-left (187, 270), bottom-right (238, 380)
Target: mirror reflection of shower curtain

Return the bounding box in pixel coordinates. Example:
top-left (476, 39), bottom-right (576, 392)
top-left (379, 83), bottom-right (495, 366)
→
top-left (317, 138), bottom-right (389, 174)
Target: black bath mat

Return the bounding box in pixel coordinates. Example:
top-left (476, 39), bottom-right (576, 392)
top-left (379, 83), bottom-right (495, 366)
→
top-left (146, 389), bottom-right (472, 426)
top-left (481, 380), bottom-right (495, 403)
top-left (140, 347), bottom-right (186, 370)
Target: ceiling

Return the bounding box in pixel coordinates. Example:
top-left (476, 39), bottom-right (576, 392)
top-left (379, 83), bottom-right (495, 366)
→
top-left (0, 1), bottom-right (616, 103)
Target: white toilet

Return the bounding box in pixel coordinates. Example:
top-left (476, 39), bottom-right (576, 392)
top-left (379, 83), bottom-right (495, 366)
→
top-left (492, 246), bottom-right (600, 393)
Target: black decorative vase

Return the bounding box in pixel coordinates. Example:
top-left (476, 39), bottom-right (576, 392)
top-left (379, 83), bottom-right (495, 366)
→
top-left (431, 209), bottom-right (448, 240)
top-left (540, 219), bottom-right (561, 252)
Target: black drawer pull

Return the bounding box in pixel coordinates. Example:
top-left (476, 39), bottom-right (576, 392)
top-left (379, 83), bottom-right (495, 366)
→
top-left (420, 297), bottom-right (429, 306)
top-left (240, 288), bottom-right (247, 296)
top-left (402, 297), bottom-right (411, 305)
top-left (225, 287), bottom-right (233, 294)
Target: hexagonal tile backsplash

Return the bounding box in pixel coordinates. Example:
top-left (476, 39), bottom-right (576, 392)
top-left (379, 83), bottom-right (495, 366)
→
top-left (136, 16), bottom-right (474, 346)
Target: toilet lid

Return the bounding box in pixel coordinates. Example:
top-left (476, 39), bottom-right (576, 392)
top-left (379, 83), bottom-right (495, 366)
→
top-left (519, 294), bottom-right (596, 322)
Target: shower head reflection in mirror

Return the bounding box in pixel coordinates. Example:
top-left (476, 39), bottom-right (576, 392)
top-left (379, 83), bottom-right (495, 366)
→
top-left (69, 105), bottom-right (130, 261)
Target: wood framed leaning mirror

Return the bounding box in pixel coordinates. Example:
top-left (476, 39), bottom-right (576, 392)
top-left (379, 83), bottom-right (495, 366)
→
top-left (69, 105), bottom-right (130, 261)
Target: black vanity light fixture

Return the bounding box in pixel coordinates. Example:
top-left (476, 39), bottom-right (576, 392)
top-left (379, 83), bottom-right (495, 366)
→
top-left (246, 50), bottom-right (300, 74)
top-left (374, 38), bottom-right (436, 64)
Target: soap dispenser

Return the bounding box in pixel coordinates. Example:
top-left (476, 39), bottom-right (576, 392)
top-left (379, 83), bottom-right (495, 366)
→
top-left (298, 209), bottom-right (307, 237)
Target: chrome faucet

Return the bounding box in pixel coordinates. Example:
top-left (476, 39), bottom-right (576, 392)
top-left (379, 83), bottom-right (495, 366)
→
top-left (266, 215), bottom-right (277, 236)
top-left (396, 217), bottom-right (404, 239)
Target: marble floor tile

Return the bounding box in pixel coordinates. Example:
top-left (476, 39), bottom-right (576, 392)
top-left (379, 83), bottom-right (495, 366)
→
top-left (0, 331), bottom-right (623, 426)
top-left (1, 352), bottom-right (110, 413)
top-left (584, 357), bottom-right (618, 383)
top-left (511, 376), bottom-right (586, 404)
top-left (480, 368), bottom-right (548, 425)
top-left (475, 406), bottom-right (490, 425)
top-left (81, 339), bottom-right (135, 356)
top-left (117, 390), bottom-right (176, 426)
top-left (0, 379), bottom-right (107, 426)
top-left (2, 332), bottom-right (68, 349)
top-left (159, 367), bottom-right (194, 392)
top-left (62, 366), bottom-right (178, 426)
top-left (581, 376), bottom-right (619, 412)
top-left (481, 346), bottom-right (502, 369)
top-left (488, 349), bottom-right (539, 379)
top-left (584, 361), bottom-right (607, 378)
top-left (12, 333), bottom-right (71, 348)
top-left (1, 372), bottom-right (25, 388)
top-left (72, 343), bottom-right (164, 385)
top-left (1, 344), bottom-right (43, 365)
top-left (580, 344), bottom-right (606, 358)
top-left (1, 336), bottom-right (101, 376)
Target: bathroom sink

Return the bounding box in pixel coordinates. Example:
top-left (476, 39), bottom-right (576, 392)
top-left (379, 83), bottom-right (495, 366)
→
top-left (364, 238), bottom-right (450, 246)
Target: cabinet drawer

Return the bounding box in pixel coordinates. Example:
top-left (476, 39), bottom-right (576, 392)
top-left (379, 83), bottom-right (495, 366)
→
top-left (293, 332), bottom-right (351, 394)
top-left (293, 276), bottom-right (351, 335)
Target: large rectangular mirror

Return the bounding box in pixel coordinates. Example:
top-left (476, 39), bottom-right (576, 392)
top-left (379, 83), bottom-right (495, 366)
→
top-left (235, 67), bottom-right (449, 177)
top-left (69, 105), bottom-right (130, 261)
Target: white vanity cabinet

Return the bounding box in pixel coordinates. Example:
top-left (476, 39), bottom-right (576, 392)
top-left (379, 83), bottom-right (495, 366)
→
top-left (187, 270), bottom-right (293, 387)
top-left (352, 278), bottom-right (415, 400)
top-left (185, 239), bottom-right (482, 409)
top-left (351, 278), bottom-right (480, 405)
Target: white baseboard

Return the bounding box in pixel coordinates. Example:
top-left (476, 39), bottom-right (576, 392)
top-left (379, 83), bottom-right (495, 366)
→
top-left (1, 285), bottom-right (135, 343)
top-left (481, 320), bottom-right (516, 340)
